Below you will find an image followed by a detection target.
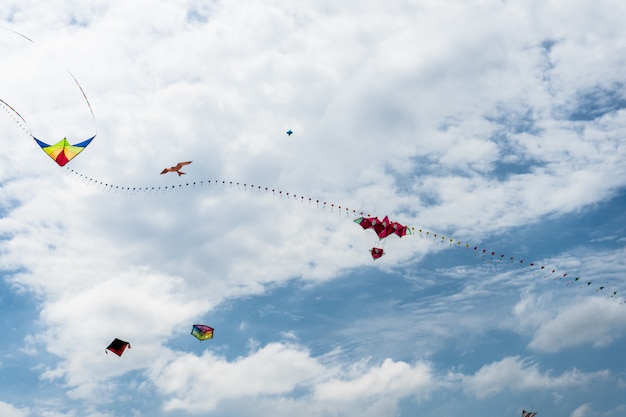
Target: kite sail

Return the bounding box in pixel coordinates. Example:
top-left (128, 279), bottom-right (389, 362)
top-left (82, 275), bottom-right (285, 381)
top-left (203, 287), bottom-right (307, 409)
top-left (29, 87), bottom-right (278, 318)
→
top-left (0, 29), bottom-right (96, 166)
top-left (34, 137), bottom-right (94, 167)
top-left (106, 338), bottom-right (131, 356)
top-left (191, 324), bottom-right (214, 341)
top-left (522, 410), bottom-right (538, 417)
top-left (355, 215), bottom-right (411, 239)
top-left (355, 215), bottom-right (412, 259)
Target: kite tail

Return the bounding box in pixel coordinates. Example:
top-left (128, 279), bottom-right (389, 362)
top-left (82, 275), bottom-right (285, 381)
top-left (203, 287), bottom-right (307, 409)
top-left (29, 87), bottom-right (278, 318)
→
top-left (1, 28), bottom-right (98, 138)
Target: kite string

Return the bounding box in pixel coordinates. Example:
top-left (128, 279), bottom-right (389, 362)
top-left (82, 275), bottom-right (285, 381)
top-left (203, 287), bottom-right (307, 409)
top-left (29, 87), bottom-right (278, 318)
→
top-left (0, 98), bottom-right (31, 136)
top-left (64, 168), bottom-right (373, 219)
top-left (62, 168), bottom-right (623, 303)
top-left (415, 230), bottom-right (623, 302)
top-left (0, 28), bottom-right (97, 136)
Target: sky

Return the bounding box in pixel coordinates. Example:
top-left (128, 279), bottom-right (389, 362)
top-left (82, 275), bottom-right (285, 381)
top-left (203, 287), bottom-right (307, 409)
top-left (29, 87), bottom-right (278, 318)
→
top-left (1, 1), bottom-right (626, 416)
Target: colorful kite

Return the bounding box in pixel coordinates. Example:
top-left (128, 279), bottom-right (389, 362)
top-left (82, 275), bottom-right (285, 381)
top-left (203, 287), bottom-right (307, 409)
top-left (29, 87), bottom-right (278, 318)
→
top-left (34, 137), bottom-right (94, 167)
top-left (106, 338), bottom-right (131, 356)
top-left (522, 410), bottom-right (538, 417)
top-left (161, 161), bottom-right (192, 176)
top-left (191, 324), bottom-right (214, 341)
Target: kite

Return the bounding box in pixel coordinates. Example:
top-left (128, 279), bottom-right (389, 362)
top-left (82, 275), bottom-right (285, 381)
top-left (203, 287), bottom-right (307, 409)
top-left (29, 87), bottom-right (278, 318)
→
top-left (191, 324), bottom-right (214, 341)
top-left (106, 338), bottom-right (131, 356)
top-left (286, 130), bottom-right (293, 136)
top-left (34, 136), bottom-right (94, 167)
top-left (355, 215), bottom-right (411, 239)
top-left (161, 161), bottom-right (192, 176)
top-left (522, 410), bottom-right (537, 417)
top-left (0, 29), bottom-right (97, 166)
top-left (355, 215), bottom-right (412, 259)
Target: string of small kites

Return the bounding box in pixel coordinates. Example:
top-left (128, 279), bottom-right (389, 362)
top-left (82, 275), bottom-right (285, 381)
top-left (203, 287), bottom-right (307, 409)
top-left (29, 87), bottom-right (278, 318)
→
top-left (65, 167), bottom-right (374, 215)
top-left (65, 168), bottom-right (623, 304)
top-left (3, 27), bottom-right (620, 307)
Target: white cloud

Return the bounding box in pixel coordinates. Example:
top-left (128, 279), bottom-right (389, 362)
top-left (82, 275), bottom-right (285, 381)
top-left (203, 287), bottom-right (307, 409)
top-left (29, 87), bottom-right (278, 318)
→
top-left (529, 298), bottom-right (626, 352)
top-left (152, 342), bottom-right (434, 416)
top-left (314, 358), bottom-right (434, 408)
top-left (154, 342), bottom-right (327, 412)
top-left (0, 402), bottom-right (29, 417)
top-left (570, 403), bottom-right (592, 417)
top-left (459, 356), bottom-right (609, 398)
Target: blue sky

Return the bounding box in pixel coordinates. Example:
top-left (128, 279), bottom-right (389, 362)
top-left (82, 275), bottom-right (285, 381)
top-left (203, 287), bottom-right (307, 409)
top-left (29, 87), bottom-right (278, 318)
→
top-left (1, 1), bottom-right (626, 416)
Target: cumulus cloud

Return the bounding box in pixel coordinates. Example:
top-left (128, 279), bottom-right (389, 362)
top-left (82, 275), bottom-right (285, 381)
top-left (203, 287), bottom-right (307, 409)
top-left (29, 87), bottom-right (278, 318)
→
top-left (155, 343), bottom-right (325, 412)
top-left (151, 342), bottom-right (434, 416)
top-left (528, 298), bottom-right (626, 352)
top-left (570, 403), bottom-right (592, 417)
top-left (459, 356), bottom-right (608, 398)
top-left (0, 402), bottom-right (29, 417)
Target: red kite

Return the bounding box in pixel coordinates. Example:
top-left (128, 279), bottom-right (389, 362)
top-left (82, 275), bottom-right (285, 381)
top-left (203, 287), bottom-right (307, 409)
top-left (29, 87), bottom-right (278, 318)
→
top-left (355, 216), bottom-right (412, 259)
top-left (106, 338), bottom-right (131, 356)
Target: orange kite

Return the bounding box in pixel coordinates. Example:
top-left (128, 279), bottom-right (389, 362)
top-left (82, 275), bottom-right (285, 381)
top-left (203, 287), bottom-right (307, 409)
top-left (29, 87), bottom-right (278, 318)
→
top-left (160, 161), bottom-right (192, 176)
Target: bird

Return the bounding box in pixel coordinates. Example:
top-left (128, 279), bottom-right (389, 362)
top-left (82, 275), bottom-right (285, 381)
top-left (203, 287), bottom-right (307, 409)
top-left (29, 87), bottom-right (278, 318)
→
top-left (160, 161), bottom-right (192, 176)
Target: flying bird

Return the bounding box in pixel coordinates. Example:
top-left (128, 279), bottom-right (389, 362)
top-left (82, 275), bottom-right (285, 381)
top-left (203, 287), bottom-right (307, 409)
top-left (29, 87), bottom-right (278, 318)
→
top-left (161, 161), bottom-right (192, 176)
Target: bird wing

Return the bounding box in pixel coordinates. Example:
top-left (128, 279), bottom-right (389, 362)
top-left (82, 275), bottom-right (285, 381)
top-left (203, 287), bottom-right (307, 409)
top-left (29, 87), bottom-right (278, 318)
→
top-left (174, 161), bottom-right (192, 170)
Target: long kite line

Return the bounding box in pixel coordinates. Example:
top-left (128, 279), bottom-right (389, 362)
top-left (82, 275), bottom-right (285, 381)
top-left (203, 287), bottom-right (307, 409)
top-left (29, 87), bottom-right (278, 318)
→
top-left (62, 167), bottom-right (622, 303)
top-left (65, 167), bottom-right (372, 215)
top-left (0, 28), bottom-right (97, 166)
